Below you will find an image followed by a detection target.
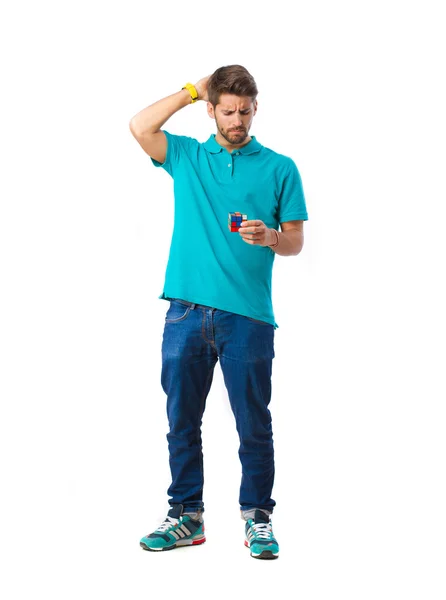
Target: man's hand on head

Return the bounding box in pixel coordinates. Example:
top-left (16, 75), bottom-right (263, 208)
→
top-left (194, 75), bottom-right (211, 102)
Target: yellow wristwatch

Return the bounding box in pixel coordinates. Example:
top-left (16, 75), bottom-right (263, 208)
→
top-left (182, 83), bottom-right (198, 103)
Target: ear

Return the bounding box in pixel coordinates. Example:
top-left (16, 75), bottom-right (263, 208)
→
top-left (253, 99), bottom-right (258, 115)
top-left (207, 102), bottom-right (216, 119)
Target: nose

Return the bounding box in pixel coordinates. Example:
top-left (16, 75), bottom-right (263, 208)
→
top-left (231, 113), bottom-right (244, 128)
top-left (235, 115), bottom-right (243, 126)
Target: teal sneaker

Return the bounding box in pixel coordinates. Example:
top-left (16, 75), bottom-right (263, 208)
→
top-left (140, 504), bottom-right (206, 552)
top-left (244, 509), bottom-right (279, 559)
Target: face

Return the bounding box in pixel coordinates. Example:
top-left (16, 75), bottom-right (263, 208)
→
top-left (207, 94), bottom-right (258, 145)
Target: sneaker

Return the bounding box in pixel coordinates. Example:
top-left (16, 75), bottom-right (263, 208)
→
top-left (244, 509), bottom-right (279, 559)
top-left (140, 504), bottom-right (206, 552)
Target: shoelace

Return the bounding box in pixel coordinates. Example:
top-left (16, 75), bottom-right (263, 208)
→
top-left (156, 516), bottom-right (180, 532)
top-left (251, 522), bottom-right (273, 540)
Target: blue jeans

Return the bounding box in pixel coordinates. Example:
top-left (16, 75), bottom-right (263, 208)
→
top-left (161, 298), bottom-right (276, 514)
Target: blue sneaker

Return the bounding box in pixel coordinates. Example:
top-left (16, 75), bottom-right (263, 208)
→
top-left (140, 504), bottom-right (206, 552)
top-left (244, 509), bottom-right (279, 559)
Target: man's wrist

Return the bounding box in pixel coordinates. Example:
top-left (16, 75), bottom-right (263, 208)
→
top-left (180, 87), bottom-right (193, 104)
top-left (268, 228), bottom-right (280, 248)
top-left (182, 83), bottom-right (198, 103)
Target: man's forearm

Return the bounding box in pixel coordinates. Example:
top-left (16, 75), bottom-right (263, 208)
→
top-left (129, 89), bottom-right (192, 135)
top-left (270, 229), bottom-right (304, 256)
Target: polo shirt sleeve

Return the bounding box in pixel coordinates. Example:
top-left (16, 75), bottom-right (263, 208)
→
top-left (277, 158), bottom-right (309, 223)
top-left (150, 130), bottom-right (195, 178)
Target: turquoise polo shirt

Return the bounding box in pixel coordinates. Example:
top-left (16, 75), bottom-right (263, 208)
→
top-left (151, 130), bottom-right (308, 329)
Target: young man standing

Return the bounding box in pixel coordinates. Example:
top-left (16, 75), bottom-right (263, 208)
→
top-left (129, 65), bottom-right (308, 559)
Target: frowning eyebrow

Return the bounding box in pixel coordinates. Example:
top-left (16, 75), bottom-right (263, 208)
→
top-left (221, 108), bottom-right (251, 114)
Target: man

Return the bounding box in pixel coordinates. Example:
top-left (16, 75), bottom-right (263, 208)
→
top-left (129, 65), bottom-right (308, 559)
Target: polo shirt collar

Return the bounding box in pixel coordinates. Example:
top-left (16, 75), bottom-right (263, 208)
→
top-left (204, 134), bottom-right (262, 155)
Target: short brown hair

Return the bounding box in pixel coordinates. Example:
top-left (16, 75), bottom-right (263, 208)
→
top-left (207, 65), bottom-right (258, 106)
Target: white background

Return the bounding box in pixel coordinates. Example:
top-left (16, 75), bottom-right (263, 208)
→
top-left (1, 1), bottom-right (445, 598)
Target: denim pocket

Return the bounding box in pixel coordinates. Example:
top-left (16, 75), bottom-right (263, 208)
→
top-left (165, 301), bottom-right (191, 323)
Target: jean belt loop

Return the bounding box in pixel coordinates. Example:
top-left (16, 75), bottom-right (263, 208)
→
top-left (190, 303), bottom-right (196, 310)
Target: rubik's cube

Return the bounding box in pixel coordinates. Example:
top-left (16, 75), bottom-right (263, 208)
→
top-left (228, 212), bottom-right (248, 232)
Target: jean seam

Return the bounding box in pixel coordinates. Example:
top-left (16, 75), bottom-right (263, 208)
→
top-left (197, 359), bottom-right (216, 498)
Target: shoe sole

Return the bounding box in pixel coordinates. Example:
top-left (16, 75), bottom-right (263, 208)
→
top-left (140, 536), bottom-right (206, 552)
top-left (244, 540), bottom-right (279, 559)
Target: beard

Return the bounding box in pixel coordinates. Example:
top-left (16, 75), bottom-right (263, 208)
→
top-left (216, 119), bottom-right (249, 145)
